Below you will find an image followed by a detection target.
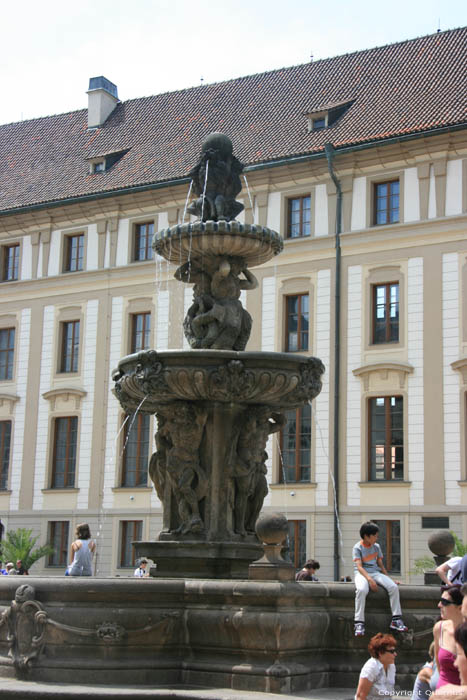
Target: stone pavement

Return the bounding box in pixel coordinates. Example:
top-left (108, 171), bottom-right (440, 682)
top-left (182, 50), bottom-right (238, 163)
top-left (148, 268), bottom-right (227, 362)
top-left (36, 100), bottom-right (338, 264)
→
top-left (0, 679), bottom-right (358, 699)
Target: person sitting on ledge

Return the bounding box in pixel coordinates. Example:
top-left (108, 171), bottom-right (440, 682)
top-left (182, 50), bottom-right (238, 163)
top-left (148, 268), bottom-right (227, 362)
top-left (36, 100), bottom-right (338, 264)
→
top-left (433, 621), bottom-right (467, 698)
top-left (353, 521), bottom-right (408, 637)
top-left (295, 559), bottom-right (320, 581)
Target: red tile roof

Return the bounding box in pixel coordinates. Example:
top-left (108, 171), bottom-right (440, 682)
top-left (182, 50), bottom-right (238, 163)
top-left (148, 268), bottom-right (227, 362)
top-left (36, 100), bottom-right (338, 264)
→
top-left (1, 28), bottom-right (466, 214)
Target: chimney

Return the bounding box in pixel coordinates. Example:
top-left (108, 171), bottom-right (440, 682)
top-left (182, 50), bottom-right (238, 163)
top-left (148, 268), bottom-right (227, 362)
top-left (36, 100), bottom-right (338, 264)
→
top-left (87, 76), bottom-right (119, 129)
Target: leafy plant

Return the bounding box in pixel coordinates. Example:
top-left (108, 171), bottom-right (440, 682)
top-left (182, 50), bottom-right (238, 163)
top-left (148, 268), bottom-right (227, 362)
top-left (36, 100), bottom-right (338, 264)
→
top-left (450, 532), bottom-right (467, 557)
top-left (411, 556), bottom-right (435, 575)
top-left (0, 528), bottom-right (54, 573)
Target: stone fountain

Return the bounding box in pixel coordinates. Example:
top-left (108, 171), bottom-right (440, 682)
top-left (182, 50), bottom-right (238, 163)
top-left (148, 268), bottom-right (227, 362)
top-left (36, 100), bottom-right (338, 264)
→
top-left (113, 132), bottom-right (324, 579)
top-left (0, 134), bottom-right (441, 697)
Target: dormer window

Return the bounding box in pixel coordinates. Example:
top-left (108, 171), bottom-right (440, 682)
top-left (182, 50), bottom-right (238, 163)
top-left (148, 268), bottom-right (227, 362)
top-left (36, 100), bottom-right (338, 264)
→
top-left (305, 100), bottom-right (354, 132)
top-left (311, 117), bottom-right (326, 131)
top-left (87, 149), bottom-right (129, 174)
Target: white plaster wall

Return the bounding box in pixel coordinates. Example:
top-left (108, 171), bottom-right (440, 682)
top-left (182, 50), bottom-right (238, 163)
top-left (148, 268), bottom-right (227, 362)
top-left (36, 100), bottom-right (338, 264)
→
top-left (407, 258), bottom-right (424, 505)
top-left (103, 230), bottom-right (110, 268)
top-left (236, 199), bottom-right (245, 224)
top-left (116, 219), bottom-right (129, 267)
top-left (314, 269), bottom-right (331, 506)
top-left (77, 299), bottom-right (99, 509)
top-left (263, 435), bottom-right (273, 506)
top-left (48, 231), bottom-right (61, 277)
top-left (158, 212), bottom-right (169, 229)
top-left (266, 192), bottom-right (281, 231)
top-left (445, 160), bottom-right (463, 216)
top-left (86, 224), bottom-right (99, 271)
top-left (350, 177), bottom-right (366, 231)
top-left (428, 166), bottom-right (436, 219)
top-left (261, 277), bottom-right (276, 351)
top-left (404, 167), bottom-right (420, 222)
top-left (9, 308), bottom-right (31, 510)
top-left (32, 306), bottom-right (55, 510)
top-left (20, 236), bottom-right (32, 280)
top-left (150, 414), bottom-right (162, 509)
top-left (442, 253), bottom-right (461, 505)
top-left (37, 244), bottom-right (43, 278)
top-left (346, 266), bottom-right (362, 507)
top-left (102, 297), bottom-right (124, 508)
top-left (240, 289), bottom-right (246, 308)
top-left (156, 290), bottom-right (170, 351)
top-left (314, 184), bottom-right (328, 237)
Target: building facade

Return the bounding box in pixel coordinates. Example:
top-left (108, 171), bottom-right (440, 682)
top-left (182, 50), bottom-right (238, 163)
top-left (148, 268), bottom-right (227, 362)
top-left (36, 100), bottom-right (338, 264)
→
top-left (0, 28), bottom-right (466, 579)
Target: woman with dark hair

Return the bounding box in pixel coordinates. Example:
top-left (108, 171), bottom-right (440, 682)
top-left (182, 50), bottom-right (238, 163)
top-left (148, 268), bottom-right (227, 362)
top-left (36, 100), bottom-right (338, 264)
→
top-left (432, 622), bottom-right (467, 698)
top-left (68, 523), bottom-right (95, 577)
top-left (433, 585), bottom-right (463, 689)
top-left (355, 632), bottom-right (397, 700)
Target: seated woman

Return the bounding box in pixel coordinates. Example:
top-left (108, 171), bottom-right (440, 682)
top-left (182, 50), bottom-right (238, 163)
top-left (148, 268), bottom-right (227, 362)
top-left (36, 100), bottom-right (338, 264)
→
top-left (433, 621), bottom-right (467, 698)
top-left (68, 523), bottom-right (95, 577)
top-left (355, 632), bottom-right (397, 700)
top-left (434, 585), bottom-right (463, 689)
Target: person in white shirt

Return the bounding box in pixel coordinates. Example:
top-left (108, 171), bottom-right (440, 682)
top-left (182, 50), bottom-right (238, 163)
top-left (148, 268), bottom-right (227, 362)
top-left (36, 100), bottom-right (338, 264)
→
top-left (355, 632), bottom-right (397, 700)
top-left (436, 556), bottom-right (463, 585)
top-left (134, 558), bottom-right (149, 578)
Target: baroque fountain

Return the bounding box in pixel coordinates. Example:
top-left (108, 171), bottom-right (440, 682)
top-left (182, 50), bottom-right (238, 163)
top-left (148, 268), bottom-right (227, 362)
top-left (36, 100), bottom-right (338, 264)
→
top-left (0, 134), bottom-right (440, 696)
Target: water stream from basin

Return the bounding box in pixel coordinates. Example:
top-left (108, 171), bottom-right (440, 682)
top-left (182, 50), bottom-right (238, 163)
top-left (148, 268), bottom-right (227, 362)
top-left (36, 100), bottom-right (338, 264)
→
top-left (242, 174), bottom-right (256, 226)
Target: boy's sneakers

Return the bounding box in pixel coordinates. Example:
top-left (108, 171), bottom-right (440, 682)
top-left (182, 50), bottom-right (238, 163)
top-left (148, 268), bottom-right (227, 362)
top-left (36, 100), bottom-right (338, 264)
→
top-left (354, 622), bottom-right (365, 636)
top-left (390, 618), bottom-right (408, 632)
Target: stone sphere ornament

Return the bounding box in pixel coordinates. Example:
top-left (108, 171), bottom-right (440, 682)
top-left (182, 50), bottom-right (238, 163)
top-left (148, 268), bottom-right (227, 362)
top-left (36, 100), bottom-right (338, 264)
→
top-left (255, 512), bottom-right (289, 545)
top-left (428, 530), bottom-right (455, 557)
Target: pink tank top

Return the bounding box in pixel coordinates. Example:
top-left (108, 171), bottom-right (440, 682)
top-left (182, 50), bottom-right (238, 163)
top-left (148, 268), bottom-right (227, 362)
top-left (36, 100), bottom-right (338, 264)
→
top-left (437, 622), bottom-right (460, 688)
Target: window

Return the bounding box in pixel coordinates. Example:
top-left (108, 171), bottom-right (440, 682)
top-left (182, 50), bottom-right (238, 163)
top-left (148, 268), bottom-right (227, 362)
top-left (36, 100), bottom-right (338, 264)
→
top-left (121, 413), bottom-right (150, 487)
top-left (280, 405), bottom-right (311, 483)
top-left (311, 117), bottom-right (326, 130)
top-left (60, 321), bottom-right (80, 372)
top-left (287, 196), bottom-right (311, 238)
top-left (285, 294), bottom-right (309, 351)
top-left (130, 313), bottom-right (151, 353)
top-left (47, 521), bottom-right (69, 567)
top-left (369, 396), bottom-right (403, 481)
top-left (0, 328), bottom-right (15, 380)
top-left (64, 234), bottom-right (84, 272)
top-left (374, 180), bottom-right (399, 225)
top-left (120, 520), bottom-right (142, 567)
top-left (372, 283), bottom-right (399, 343)
top-left (2, 244), bottom-right (20, 281)
top-left (284, 520), bottom-right (306, 569)
top-left (373, 520), bottom-right (401, 574)
top-left (422, 517), bottom-right (450, 529)
top-left (51, 417), bottom-right (78, 488)
top-left (92, 160), bottom-right (105, 173)
top-left (133, 222), bottom-right (154, 262)
top-left (0, 421), bottom-right (12, 490)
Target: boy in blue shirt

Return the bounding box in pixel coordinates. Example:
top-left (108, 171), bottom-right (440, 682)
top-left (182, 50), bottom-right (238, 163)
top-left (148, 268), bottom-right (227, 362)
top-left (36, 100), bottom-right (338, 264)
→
top-left (353, 521), bottom-right (408, 637)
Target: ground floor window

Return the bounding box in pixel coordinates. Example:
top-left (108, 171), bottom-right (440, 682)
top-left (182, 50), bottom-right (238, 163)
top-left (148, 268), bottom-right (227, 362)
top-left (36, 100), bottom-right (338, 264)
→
top-left (47, 521), bottom-right (70, 567)
top-left (373, 519), bottom-right (401, 574)
top-left (283, 519), bottom-right (306, 569)
top-left (119, 520), bottom-right (142, 567)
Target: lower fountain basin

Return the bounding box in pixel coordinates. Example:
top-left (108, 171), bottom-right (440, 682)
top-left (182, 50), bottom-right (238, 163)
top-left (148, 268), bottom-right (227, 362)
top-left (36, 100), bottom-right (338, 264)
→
top-left (113, 350), bottom-right (324, 414)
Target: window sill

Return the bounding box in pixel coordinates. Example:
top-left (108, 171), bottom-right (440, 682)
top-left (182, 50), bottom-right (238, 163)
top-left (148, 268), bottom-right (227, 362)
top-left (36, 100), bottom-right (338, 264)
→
top-left (112, 486), bottom-right (152, 492)
top-left (0, 489), bottom-right (12, 494)
top-left (41, 488), bottom-right (79, 493)
top-left (270, 482), bottom-right (317, 489)
top-left (358, 481), bottom-right (411, 487)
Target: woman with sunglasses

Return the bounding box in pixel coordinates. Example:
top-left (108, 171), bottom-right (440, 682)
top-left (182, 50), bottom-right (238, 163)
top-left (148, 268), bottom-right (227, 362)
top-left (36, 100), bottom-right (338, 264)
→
top-left (355, 632), bottom-right (397, 700)
top-left (433, 585), bottom-right (464, 689)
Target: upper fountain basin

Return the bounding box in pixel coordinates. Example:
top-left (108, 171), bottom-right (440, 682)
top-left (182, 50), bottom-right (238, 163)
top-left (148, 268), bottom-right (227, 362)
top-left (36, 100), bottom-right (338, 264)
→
top-left (113, 349), bottom-right (324, 413)
top-left (153, 221), bottom-right (283, 268)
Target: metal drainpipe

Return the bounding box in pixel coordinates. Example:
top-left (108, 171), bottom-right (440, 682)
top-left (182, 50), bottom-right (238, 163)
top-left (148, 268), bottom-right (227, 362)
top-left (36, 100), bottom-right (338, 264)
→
top-left (324, 143), bottom-right (342, 582)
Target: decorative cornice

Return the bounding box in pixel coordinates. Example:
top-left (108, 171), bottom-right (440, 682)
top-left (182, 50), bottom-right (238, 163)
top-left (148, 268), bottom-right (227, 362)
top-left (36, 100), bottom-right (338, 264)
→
top-left (42, 388), bottom-right (87, 410)
top-left (0, 393), bottom-right (20, 413)
top-left (451, 358), bottom-right (467, 385)
top-left (353, 361), bottom-right (413, 391)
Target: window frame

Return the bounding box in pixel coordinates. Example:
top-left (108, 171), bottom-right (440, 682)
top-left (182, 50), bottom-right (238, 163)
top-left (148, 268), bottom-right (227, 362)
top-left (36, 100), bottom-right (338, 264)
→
top-left (47, 521), bottom-right (70, 567)
top-left (284, 520), bottom-right (307, 569)
top-left (372, 282), bottom-right (399, 344)
top-left (59, 320), bottom-right (80, 373)
top-left (373, 519), bottom-right (401, 574)
top-left (119, 520), bottom-right (143, 568)
top-left (133, 222), bottom-right (154, 262)
top-left (0, 420), bottom-right (12, 490)
top-left (373, 179), bottom-right (400, 226)
top-left (130, 312), bottom-right (151, 354)
top-left (280, 405), bottom-right (312, 483)
top-left (287, 196), bottom-right (311, 239)
top-left (284, 293), bottom-right (309, 352)
top-left (121, 413), bottom-right (150, 488)
top-left (1, 244), bottom-right (20, 282)
top-left (64, 233), bottom-right (84, 273)
top-left (368, 396), bottom-right (404, 481)
top-left (51, 416), bottom-right (78, 489)
top-left (0, 327), bottom-right (15, 381)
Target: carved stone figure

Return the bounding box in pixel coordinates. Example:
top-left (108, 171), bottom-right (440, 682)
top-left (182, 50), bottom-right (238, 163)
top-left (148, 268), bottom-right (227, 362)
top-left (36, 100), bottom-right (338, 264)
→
top-left (231, 408), bottom-right (286, 535)
top-left (175, 257), bottom-right (258, 351)
top-left (151, 403), bottom-right (208, 535)
top-left (186, 133), bottom-right (244, 222)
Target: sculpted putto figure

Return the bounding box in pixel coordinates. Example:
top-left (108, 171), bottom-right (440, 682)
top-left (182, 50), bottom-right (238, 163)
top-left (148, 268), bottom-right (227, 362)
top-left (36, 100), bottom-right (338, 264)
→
top-left (186, 132), bottom-right (244, 222)
top-left (150, 403), bottom-right (208, 535)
